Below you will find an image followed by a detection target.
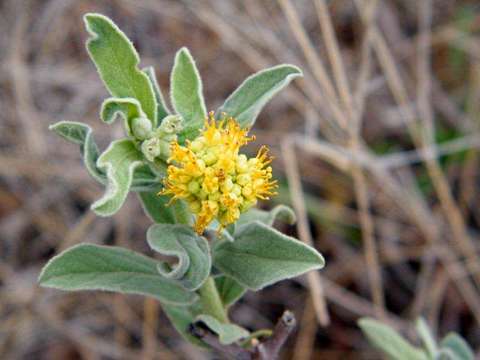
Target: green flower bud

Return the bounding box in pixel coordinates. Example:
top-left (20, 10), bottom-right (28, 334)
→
top-left (141, 137), bottom-right (161, 162)
top-left (131, 117), bottom-right (152, 140)
top-left (159, 115), bottom-right (183, 134)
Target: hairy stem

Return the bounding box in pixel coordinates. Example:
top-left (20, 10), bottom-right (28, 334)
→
top-left (198, 276), bottom-right (229, 323)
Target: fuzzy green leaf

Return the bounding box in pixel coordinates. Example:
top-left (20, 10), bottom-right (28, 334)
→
top-left (138, 192), bottom-right (176, 224)
top-left (217, 64), bottom-right (302, 128)
top-left (170, 47), bottom-right (207, 141)
top-left (195, 314), bottom-right (250, 345)
top-left (440, 333), bottom-right (474, 360)
top-left (84, 13), bottom-right (157, 124)
top-left (213, 221), bottom-right (324, 290)
top-left (415, 318), bottom-right (437, 358)
top-left (91, 139), bottom-right (144, 216)
top-left (236, 205), bottom-right (296, 229)
top-left (101, 97), bottom-right (146, 135)
top-left (38, 243), bottom-right (196, 305)
top-left (215, 275), bottom-right (246, 307)
top-left (49, 121), bottom-right (105, 184)
top-left (143, 66), bottom-right (170, 122)
top-left (358, 318), bottom-right (428, 360)
top-left (162, 303), bottom-right (206, 347)
top-left (50, 121), bottom-right (160, 192)
top-left (147, 224), bottom-right (211, 291)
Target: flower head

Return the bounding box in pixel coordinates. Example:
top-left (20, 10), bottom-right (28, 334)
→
top-left (161, 112), bottom-right (277, 234)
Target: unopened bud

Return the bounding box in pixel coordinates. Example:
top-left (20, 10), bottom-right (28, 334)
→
top-left (141, 137), bottom-right (161, 162)
top-left (159, 115), bottom-right (183, 134)
top-left (132, 117), bottom-right (152, 140)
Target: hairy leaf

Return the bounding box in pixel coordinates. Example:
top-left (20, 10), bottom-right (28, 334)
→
top-left (215, 275), bottom-right (246, 307)
top-left (213, 221), bottom-right (324, 290)
top-left (91, 139), bottom-right (144, 216)
top-left (162, 303), bottom-right (206, 347)
top-left (170, 47), bottom-right (207, 141)
top-left (147, 224), bottom-right (211, 291)
top-left (358, 318), bottom-right (428, 360)
top-left (236, 205), bottom-right (296, 229)
top-left (195, 314), bottom-right (249, 345)
top-left (101, 97), bottom-right (146, 135)
top-left (138, 192), bottom-right (176, 224)
top-left (415, 318), bottom-right (437, 358)
top-left (217, 64), bottom-right (302, 128)
top-left (39, 243), bottom-right (195, 305)
top-left (84, 13), bottom-right (157, 123)
top-left (49, 121), bottom-right (105, 184)
top-left (440, 333), bottom-right (474, 360)
top-left (143, 66), bottom-right (170, 122)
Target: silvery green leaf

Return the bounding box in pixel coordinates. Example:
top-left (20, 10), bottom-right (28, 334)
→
top-left (440, 333), bottom-right (474, 360)
top-left (138, 192), bottom-right (176, 224)
top-left (100, 97), bottom-right (147, 136)
top-left (38, 243), bottom-right (196, 305)
top-left (195, 314), bottom-right (250, 345)
top-left (170, 47), bottom-right (207, 141)
top-left (143, 66), bottom-right (170, 122)
top-left (416, 318), bottom-right (438, 358)
top-left (214, 275), bottom-right (246, 307)
top-left (147, 224), bottom-right (211, 291)
top-left (162, 303), bottom-right (206, 347)
top-left (84, 13), bottom-right (157, 124)
top-left (217, 64), bottom-right (302, 128)
top-left (91, 139), bottom-right (144, 216)
top-left (436, 348), bottom-right (460, 360)
top-left (213, 221), bottom-right (325, 290)
top-left (236, 205), bottom-right (296, 229)
top-left (49, 121), bottom-right (106, 184)
top-left (358, 318), bottom-right (428, 360)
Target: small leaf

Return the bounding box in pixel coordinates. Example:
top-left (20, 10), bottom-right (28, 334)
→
top-left (147, 224), bottom-right (211, 291)
top-left (39, 243), bottom-right (196, 305)
top-left (416, 318), bottom-right (438, 358)
top-left (170, 47), bottom-right (207, 141)
top-left (215, 275), bottom-right (246, 307)
top-left (162, 303), bottom-right (206, 347)
top-left (217, 64), bottom-right (302, 128)
top-left (358, 318), bottom-right (428, 360)
top-left (143, 66), bottom-right (170, 122)
top-left (84, 13), bottom-right (157, 123)
top-left (91, 139), bottom-right (144, 216)
top-left (49, 121), bottom-right (105, 184)
top-left (100, 97), bottom-right (147, 136)
top-left (236, 205), bottom-right (296, 229)
top-left (195, 314), bottom-right (250, 345)
top-left (138, 192), bottom-right (176, 224)
top-left (440, 333), bottom-right (474, 360)
top-left (213, 221), bottom-right (324, 290)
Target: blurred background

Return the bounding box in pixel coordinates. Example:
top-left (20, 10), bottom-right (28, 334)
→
top-left (2, 0), bottom-right (480, 358)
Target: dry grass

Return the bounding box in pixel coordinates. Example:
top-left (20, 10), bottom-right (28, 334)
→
top-left (1, 0), bottom-right (480, 358)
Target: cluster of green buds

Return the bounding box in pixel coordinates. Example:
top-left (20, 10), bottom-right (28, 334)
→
top-left (133, 114), bottom-right (183, 162)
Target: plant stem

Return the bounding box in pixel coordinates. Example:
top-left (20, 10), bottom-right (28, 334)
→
top-left (198, 277), bottom-right (229, 323)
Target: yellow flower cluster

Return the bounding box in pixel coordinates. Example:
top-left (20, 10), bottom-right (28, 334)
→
top-left (161, 112), bottom-right (277, 234)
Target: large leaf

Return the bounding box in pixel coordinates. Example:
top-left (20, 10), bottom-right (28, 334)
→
top-left (217, 64), bottom-right (302, 128)
top-left (236, 205), bottom-right (296, 229)
top-left (214, 275), bottom-right (246, 307)
top-left (39, 243), bottom-right (195, 305)
top-left (49, 121), bottom-right (105, 184)
top-left (358, 318), bottom-right (428, 360)
top-left (100, 97), bottom-right (147, 136)
top-left (147, 224), bottom-right (211, 291)
top-left (195, 314), bottom-right (249, 345)
top-left (91, 139), bottom-right (144, 216)
top-left (170, 47), bottom-right (207, 141)
top-left (143, 66), bottom-right (170, 123)
top-left (213, 221), bottom-right (324, 290)
top-left (162, 303), bottom-right (206, 347)
top-left (84, 13), bottom-right (157, 124)
top-left (440, 333), bottom-right (474, 360)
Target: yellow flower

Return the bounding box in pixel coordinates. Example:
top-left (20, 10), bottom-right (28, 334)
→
top-left (161, 111), bottom-right (277, 234)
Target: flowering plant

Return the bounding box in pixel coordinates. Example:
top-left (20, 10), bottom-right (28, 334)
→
top-left (38, 13), bottom-right (325, 358)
